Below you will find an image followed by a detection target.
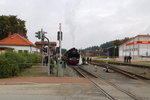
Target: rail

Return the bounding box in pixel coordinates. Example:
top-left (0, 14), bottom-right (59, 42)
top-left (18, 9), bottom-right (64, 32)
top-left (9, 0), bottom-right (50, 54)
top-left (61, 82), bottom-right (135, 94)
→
top-left (73, 66), bottom-right (144, 100)
top-left (73, 66), bottom-right (116, 100)
top-left (92, 61), bottom-right (150, 80)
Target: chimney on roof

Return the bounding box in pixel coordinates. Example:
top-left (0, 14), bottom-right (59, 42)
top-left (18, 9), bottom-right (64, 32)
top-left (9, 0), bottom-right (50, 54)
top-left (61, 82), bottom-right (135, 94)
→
top-left (8, 32), bottom-right (12, 36)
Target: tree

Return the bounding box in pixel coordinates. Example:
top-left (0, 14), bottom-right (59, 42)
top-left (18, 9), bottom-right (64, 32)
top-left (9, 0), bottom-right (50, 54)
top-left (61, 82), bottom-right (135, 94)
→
top-left (0, 15), bottom-right (27, 40)
top-left (122, 37), bottom-right (130, 44)
top-left (100, 41), bottom-right (113, 49)
top-left (84, 45), bottom-right (100, 51)
top-left (113, 39), bottom-right (121, 46)
top-left (62, 48), bottom-right (67, 55)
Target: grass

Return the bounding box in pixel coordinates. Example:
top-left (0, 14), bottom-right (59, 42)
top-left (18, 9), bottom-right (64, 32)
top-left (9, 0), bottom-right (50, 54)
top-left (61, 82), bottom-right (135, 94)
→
top-left (131, 62), bottom-right (150, 66)
top-left (93, 57), bottom-right (150, 66)
top-left (92, 57), bottom-right (121, 63)
top-left (18, 65), bottom-right (49, 77)
top-left (31, 65), bottom-right (42, 68)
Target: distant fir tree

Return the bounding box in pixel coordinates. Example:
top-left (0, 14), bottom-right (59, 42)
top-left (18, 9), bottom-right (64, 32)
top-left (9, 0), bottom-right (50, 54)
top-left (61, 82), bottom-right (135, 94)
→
top-left (100, 41), bottom-right (113, 49)
top-left (84, 46), bottom-right (100, 51)
top-left (0, 15), bottom-right (27, 40)
top-left (113, 39), bottom-right (122, 46)
top-left (122, 37), bottom-right (130, 44)
top-left (113, 37), bottom-right (130, 46)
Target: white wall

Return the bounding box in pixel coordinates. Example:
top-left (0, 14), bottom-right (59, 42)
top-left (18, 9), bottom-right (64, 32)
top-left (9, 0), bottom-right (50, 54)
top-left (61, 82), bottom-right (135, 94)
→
top-left (0, 45), bottom-right (40, 53)
top-left (139, 44), bottom-right (150, 56)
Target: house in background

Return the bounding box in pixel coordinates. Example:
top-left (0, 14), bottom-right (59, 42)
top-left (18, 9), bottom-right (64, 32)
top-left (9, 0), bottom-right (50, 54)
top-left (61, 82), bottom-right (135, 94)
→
top-left (119, 35), bottom-right (150, 60)
top-left (35, 41), bottom-right (56, 55)
top-left (83, 50), bottom-right (103, 57)
top-left (0, 33), bottom-right (40, 53)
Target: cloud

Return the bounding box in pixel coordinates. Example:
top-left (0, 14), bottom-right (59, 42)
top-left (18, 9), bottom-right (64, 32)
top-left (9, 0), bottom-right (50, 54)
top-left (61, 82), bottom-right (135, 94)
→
top-left (0, 0), bottom-right (150, 49)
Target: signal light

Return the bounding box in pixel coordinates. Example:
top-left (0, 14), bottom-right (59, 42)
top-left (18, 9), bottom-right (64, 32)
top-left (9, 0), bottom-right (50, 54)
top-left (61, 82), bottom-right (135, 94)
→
top-left (35, 31), bottom-right (41, 39)
top-left (57, 31), bottom-right (63, 40)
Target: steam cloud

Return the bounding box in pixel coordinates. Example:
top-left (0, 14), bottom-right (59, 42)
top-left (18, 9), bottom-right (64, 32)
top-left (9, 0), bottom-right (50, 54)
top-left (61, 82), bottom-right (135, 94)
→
top-left (64, 0), bottom-right (82, 47)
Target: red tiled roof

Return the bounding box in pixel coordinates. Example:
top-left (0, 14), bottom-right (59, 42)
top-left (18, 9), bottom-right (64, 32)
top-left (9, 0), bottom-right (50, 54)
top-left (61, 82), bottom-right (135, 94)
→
top-left (0, 33), bottom-right (36, 47)
top-left (35, 41), bottom-right (56, 45)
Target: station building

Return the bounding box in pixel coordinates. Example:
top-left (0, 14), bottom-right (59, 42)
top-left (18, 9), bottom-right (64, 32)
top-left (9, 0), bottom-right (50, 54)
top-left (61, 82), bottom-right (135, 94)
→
top-left (0, 33), bottom-right (40, 53)
top-left (119, 35), bottom-right (150, 60)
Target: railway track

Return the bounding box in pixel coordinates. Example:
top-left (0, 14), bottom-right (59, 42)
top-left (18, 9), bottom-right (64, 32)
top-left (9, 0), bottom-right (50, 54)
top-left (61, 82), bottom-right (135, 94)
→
top-left (73, 66), bottom-right (144, 100)
top-left (109, 62), bottom-right (150, 69)
top-left (92, 62), bottom-right (150, 80)
top-left (73, 66), bottom-right (116, 100)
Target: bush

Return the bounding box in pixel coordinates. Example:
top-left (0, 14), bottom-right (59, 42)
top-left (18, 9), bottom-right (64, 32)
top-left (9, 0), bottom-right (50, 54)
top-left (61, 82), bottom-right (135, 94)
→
top-left (0, 58), bottom-right (19, 78)
top-left (0, 51), bottom-right (42, 78)
top-left (19, 52), bottom-right (41, 63)
top-left (4, 52), bottom-right (26, 70)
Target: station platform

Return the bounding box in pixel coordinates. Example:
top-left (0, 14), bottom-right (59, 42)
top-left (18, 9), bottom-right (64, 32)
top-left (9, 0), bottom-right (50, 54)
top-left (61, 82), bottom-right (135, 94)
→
top-left (0, 77), bottom-right (108, 100)
top-left (0, 77), bottom-right (91, 84)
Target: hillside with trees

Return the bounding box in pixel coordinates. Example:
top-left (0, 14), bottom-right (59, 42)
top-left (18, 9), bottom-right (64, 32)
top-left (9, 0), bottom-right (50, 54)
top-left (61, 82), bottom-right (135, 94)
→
top-left (82, 37), bottom-right (130, 55)
top-left (0, 15), bottom-right (27, 40)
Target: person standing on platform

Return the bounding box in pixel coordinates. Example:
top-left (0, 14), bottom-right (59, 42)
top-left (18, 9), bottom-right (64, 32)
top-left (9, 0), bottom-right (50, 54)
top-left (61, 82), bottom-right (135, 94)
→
top-left (126, 56), bottom-right (129, 63)
top-left (128, 56), bottom-right (132, 63)
top-left (124, 56), bottom-right (127, 63)
top-left (89, 58), bottom-right (92, 64)
top-left (50, 57), bottom-right (54, 74)
top-left (44, 54), bottom-right (48, 66)
top-left (82, 57), bottom-right (85, 65)
top-left (87, 57), bottom-right (89, 64)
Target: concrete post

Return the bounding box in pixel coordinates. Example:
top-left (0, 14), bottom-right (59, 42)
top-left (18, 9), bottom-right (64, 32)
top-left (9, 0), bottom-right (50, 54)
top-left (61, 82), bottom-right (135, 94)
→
top-left (57, 59), bottom-right (63, 77)
top-left (57, 23), bottom-right (63, 77)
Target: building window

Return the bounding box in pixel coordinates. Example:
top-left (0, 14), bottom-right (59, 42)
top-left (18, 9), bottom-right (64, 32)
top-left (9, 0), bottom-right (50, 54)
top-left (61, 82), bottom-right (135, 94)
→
top-left (129, 52), bottom-right (131, 56)
top-left (146, 52), bottom-right (148, 56)
top-left (18, 50), bottom-right (23, 53)
top-left (24, 50), bottom-right (28, 53)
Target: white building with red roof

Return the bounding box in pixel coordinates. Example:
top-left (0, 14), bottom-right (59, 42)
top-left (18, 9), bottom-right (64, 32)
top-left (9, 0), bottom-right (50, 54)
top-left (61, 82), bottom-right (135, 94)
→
top-left (119, 35), bottom-right (150, 60)
top-left (0, 33), bottom-right (40, 53)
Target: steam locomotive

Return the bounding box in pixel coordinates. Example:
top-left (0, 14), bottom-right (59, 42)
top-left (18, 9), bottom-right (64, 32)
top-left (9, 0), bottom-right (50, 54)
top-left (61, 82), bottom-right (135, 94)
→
top-left (63, 48), bottom-right (80, 65)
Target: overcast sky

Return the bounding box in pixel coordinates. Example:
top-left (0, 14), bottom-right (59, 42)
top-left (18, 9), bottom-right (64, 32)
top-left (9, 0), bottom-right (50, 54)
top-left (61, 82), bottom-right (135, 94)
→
top-left (0, 0), bottom-right (150, 49)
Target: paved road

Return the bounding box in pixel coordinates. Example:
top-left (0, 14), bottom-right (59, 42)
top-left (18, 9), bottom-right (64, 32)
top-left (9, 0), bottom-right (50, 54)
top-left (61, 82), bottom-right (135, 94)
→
top-left (0, 83), bottom-right (109, 100)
